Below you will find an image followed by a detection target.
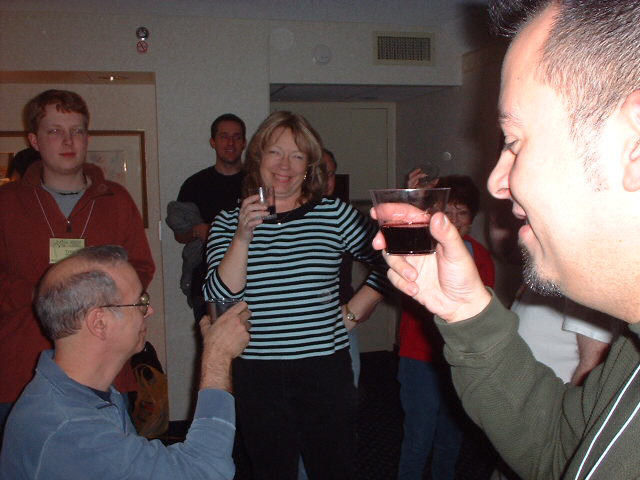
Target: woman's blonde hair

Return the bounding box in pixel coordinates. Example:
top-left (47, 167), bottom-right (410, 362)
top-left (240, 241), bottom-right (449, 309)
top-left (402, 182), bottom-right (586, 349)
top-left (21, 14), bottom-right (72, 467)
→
top-left (243, 111), bottom-right (326, 205)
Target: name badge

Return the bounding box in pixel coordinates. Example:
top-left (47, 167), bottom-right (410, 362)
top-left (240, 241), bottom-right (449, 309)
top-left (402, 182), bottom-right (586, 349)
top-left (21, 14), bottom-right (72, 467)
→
top-left (50, 238), bottom-right (85, 264)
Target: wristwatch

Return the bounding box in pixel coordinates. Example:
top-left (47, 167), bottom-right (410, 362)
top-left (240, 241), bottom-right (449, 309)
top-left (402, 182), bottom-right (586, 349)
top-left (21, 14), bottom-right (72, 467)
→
top-left (344, 305), bottom-right (358, 323)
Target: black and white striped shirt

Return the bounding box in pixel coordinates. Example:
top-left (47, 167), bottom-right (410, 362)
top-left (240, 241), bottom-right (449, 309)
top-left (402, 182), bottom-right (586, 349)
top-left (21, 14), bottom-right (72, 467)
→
top-left (204, 198), bottom-right (388, 360)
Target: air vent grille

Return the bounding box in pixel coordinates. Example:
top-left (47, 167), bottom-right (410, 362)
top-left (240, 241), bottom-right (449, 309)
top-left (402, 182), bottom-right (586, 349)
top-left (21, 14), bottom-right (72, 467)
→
top-left (374, 32), bottom-right (433, 66)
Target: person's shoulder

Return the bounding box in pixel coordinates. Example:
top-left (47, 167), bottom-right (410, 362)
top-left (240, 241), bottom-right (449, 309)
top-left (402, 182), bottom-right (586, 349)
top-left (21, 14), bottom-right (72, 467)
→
top-left (317, 197), bottom-right (346, 210)
top-left (181, 166), bottom-right (217, 186)
top-left (98, 178), bottom-right (135, 201)
top-left (0, 179), bottom-right (22, 197)
top-left (465, 234), bottom-right (490, 254)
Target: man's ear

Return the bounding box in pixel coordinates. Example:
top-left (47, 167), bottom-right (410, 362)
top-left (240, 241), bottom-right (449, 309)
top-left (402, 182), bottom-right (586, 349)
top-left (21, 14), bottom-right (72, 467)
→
top-left (27, 132), bottom-right (39, 151)
top-left (85, 307), bottom-right (108, 341)
top-left (621, 90), bottom-right (640, 192)
top-left (209, 137), bottom-right (216, 150)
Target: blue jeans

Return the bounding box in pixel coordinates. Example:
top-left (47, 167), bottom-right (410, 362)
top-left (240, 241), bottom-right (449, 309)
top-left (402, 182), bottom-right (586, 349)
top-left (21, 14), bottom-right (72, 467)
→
top-left (397, 357), bottom-right (463, 480)
top-left (348, 329), bottom-right (360, 387)
top-left (0, 402), bottom-right (13, 448)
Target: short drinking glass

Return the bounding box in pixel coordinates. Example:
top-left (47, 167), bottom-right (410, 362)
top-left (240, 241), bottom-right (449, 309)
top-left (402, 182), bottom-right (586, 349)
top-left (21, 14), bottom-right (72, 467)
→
top-left (258, 186), bottom-right (276, 223)
top-left (370, 188), bottom-right (450, 255)
top-left (206, 298), bottom-right (243, 322)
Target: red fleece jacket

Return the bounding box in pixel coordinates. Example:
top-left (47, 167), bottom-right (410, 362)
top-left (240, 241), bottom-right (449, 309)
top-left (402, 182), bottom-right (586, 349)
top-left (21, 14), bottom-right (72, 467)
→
top-left (0, 161), bottom-right (154, 402)
top-left (398, 235), bottom-right (495, 362)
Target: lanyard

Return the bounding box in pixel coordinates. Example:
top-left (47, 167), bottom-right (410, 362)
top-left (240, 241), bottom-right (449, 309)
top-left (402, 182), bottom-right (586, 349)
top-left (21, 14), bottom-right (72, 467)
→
top-left (34, 188), bottom-right (95, 239)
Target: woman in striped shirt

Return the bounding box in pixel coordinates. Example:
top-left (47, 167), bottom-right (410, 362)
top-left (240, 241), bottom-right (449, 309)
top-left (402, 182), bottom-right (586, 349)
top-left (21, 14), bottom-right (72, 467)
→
top-left (204, 111), bottom-right (387, 479)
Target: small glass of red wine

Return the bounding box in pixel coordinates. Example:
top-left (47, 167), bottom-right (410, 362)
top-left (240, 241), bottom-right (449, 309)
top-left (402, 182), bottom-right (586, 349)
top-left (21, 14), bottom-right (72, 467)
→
top-left (258, 186), bottom-right (276, 223)
top-left (370, 188), bottom-right (450, 255)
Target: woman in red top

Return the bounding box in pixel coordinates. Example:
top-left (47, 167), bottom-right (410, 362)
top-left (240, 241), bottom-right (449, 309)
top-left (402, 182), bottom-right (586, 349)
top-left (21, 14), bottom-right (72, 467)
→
top-left (397, 174), bottom-right (495, 480)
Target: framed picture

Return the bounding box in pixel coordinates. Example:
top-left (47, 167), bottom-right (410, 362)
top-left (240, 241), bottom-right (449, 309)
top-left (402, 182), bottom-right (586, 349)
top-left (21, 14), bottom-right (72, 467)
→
top-left (0, 130), bottom-right (148, 227)
top-left (88, 131), bottom-right (148, 227)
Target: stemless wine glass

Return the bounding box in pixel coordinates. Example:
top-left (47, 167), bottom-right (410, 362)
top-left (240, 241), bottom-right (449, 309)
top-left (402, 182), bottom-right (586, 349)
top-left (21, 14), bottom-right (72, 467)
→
top-left (258, 186), bottom-right (276, 223)
top-left (206, 297), bottom-right (243, 322)
top-left (370, 188), bottom-right (450, 255)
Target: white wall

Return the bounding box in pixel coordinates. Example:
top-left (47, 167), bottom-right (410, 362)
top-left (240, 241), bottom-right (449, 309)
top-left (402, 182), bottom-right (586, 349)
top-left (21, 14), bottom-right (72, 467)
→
top-left (269, 20), bottom-right (461, 86)
top-left (0, 3), bottom-right (496, 419)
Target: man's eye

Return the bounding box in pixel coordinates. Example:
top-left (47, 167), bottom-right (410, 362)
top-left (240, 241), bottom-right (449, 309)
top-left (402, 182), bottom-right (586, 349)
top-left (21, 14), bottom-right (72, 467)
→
top-left (71, 128), bottom-right (86, 136)
top-left (503, 138), bottom-right (519, 154)
top-left (48, 129), bottom-right (61, 136)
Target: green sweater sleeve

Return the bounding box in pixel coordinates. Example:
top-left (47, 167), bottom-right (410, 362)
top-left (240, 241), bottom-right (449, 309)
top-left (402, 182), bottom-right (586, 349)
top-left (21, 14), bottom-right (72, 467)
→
top-left (434, 291), bottom-right (584, 479)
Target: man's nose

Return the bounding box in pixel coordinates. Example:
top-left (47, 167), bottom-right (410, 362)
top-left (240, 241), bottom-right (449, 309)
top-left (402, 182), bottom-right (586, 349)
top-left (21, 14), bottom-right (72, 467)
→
top-left (61, 131), bottom-right (73, 145)
top-left (487, 151), bottom-right (513, 200)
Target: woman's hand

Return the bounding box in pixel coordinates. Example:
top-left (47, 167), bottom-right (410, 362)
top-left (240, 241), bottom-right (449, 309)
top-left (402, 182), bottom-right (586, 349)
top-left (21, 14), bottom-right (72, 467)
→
top-left (236, 194), bottom-right (268, 243)
top-left (407, 168), bottom-right (439, 189)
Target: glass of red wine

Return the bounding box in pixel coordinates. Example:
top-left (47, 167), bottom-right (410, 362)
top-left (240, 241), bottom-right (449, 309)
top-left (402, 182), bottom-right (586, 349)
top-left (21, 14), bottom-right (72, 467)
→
top-left (370, 188), bottom-right (450, 255)
top-left (258, 186), bottom-right (276, 223)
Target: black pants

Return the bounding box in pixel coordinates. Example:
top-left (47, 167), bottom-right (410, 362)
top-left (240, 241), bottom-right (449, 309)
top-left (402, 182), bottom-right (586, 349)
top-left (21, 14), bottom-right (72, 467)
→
top-left (233, 350), bottom-right (356, 480)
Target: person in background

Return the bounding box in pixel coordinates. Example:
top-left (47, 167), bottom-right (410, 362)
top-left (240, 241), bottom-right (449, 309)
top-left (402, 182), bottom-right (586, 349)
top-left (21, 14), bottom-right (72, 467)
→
top-left (374, 1), bottom-right (640, 478)
top-left (0, 245), bottom-right (250, 479)
top-left (396, 174), bottom-right (495, 480)
top-left (488, 202), bottom-right (620, 390)
top-left (168, 113), bottom-right (246, 321)
top-left (0, 90), bottom-right (154, 445)
top-left (205, 111), bottom-right (388, 479)
top-left (7, 147), bottom-right (40, 181)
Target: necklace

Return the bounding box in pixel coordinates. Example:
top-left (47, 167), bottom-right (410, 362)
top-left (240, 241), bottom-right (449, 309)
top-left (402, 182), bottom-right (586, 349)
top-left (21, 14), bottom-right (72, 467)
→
top-left (41, 174), bottom-right (88, 195)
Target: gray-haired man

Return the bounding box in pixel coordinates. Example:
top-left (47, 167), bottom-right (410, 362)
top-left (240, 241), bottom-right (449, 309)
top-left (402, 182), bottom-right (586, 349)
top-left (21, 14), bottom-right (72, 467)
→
top-left (0, 245), bottom-right (250, 479)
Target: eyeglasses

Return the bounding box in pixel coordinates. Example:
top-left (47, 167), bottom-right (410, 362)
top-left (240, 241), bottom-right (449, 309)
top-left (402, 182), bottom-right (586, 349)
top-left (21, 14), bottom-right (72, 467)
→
top-left (101, 292), bottom-right (150, 315)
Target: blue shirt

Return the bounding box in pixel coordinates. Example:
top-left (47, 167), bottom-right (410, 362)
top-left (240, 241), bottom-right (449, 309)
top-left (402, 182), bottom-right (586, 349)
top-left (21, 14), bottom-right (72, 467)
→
top-left (0, 350), bottom-right (236, 479)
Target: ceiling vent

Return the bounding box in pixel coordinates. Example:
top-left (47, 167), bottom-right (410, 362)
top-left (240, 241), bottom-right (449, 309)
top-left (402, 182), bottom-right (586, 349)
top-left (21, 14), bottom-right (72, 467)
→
top-left (373, 31), bottom-right (433, 66)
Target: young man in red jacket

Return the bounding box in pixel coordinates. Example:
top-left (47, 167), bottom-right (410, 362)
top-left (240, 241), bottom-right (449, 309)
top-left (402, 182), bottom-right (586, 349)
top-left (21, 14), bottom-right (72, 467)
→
top-left (0, 90), bottom-right (155, 441)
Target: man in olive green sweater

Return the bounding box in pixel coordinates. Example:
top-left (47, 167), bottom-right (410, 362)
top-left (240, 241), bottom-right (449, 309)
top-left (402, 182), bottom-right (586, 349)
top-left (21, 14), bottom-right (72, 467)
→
top-left (372, 1), bottom-right (640, 479)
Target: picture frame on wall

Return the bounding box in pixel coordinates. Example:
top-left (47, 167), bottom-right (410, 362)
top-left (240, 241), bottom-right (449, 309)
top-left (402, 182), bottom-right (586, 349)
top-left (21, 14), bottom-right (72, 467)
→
top-left (0, 130), bottom-right (148, 227)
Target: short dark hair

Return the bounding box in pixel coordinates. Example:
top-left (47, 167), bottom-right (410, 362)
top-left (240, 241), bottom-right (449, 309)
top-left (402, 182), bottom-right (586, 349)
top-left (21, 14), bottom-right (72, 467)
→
top-left (243, 111), bottom-right (325, 205)
top-left (322, 148), bottom-right (337, 169)
top-left (24, 89), bottom-right (89, 134)
top-left (489, 0), bottom-right (640, 138)
top-left (7, 147), bottom-right (40, 178)
top-left (437, 175), bottom-right (480, 219)
top-left (34, 246), bottom-right (128, 340)
top-left (210, 113), bottom-right (246, 139)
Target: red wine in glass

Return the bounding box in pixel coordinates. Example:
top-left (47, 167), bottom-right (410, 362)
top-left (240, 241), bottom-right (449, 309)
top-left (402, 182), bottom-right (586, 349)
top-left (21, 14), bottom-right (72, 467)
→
top-left (381, 222), bottom-right (434, 254)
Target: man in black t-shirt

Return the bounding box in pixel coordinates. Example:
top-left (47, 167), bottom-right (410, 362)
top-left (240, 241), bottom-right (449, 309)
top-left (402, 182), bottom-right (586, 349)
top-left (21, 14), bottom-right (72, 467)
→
top-left (169, 114), bottom-right (246, 321)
